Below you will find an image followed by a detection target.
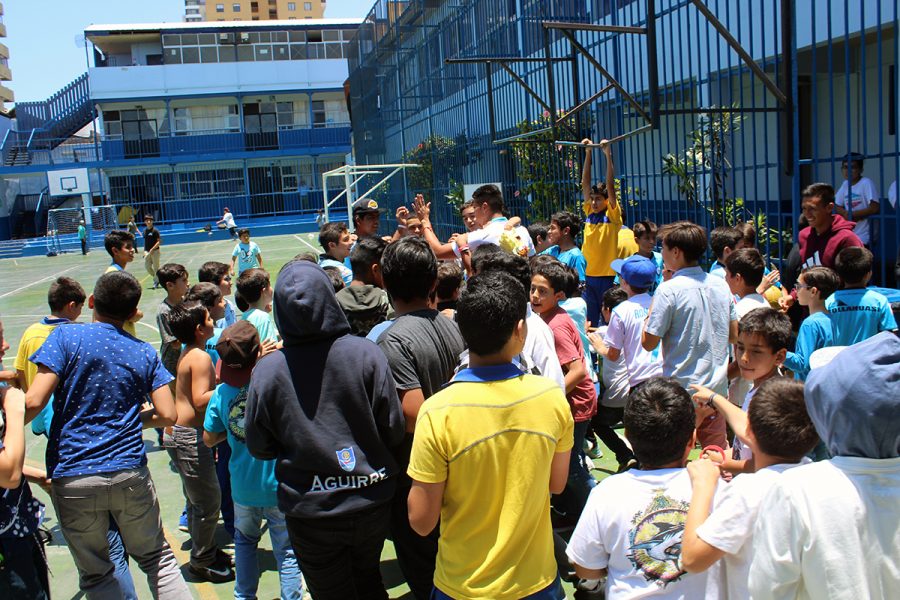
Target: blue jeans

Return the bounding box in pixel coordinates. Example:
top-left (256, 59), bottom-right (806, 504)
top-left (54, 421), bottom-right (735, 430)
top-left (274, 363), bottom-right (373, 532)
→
top-left (214, 441), bottom-right (235, 538)
top-left (583, 276), bottom-right (616, 328)
top-left (431, 576), bottom-right (564, 599)
top-left (553, 420), bottom-right (596, 517)
top-left (234, 503), bottom-right (303, 600)
top-left (107, 521), bottom-right (138, 599)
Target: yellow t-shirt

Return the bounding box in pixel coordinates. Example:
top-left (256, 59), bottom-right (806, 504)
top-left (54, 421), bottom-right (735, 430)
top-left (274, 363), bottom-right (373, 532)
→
top-left (617, 226), bottom-right (639, 259)
top-left (582, 199), bottom-right (623, 277)
top-left (408, 371), bottom-right (574, 600)
top-left (105, 265), bottom-right (138, 337)
top-left (14, 321), bottom-right (59, 388)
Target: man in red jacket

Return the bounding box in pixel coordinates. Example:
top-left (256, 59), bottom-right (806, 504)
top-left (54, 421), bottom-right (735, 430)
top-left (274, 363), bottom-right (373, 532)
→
top-left (781, 183), bottom-right (863, 311)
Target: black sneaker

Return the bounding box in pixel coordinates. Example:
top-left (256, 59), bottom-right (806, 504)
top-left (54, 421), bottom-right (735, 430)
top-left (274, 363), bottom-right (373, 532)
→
top-left (189, 561), bottom-right (234, 583)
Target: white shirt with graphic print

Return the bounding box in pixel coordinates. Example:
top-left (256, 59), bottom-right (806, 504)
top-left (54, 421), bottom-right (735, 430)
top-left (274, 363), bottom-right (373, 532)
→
top-left (834, 176), bottom-right (878, 244)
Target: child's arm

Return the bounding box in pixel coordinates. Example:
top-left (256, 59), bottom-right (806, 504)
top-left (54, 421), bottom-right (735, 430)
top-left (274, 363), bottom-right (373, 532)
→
top-left (561, 357), bottom-right (586, 395)
top-left (601, 141), bottom-right (617, 212)
top-left (414, 194), bottom-right (463, 260)
top-left (0, 387), bottom-right (27, 488)
top-left (143, 383), bottom-right (177, 429)
top-left (588, 331), bottom-right (620, 361)
top-left (188, 351), bottom-right (216, 413)
top-left (581, 138), bottom-right (594, 208)
top-left (203, 430), bottom-right (227, 447)
top-left (256, 249), bottom-right (264, 270)
top-left (408, 479), bottom-right (446, 536)
top-left (549, 449), bottom-right (570, 494)
top-left (682, 457), bottom-right (726, 572)
top-left (23, 464), bottom-right (51, 493)
top-left (690, 384), bottom-right (750, 445)
top-left (230, 252), bottom-right (238, 276)
top-left (24, 366), bottom-right (58, 424)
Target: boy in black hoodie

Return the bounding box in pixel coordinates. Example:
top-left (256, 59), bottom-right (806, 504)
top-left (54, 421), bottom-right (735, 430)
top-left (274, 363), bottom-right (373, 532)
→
top-left (245, 259), bottom-right (405, 600)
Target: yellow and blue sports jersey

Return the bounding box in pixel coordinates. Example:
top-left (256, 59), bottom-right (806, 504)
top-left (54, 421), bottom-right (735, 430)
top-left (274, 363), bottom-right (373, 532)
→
top-left (825, 288), bottom-right (897, 346)
top-left (582, 199), bottom-right (622, 277)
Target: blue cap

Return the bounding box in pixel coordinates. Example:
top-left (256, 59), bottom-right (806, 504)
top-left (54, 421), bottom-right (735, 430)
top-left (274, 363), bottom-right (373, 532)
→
top-left (610, 255), bottom-right (657, 289)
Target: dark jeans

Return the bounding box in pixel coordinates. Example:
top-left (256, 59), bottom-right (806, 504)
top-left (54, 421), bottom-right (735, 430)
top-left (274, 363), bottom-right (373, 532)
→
top-left (0, 534), bottom-right (50, 599)
top-left (286, 502), bottom-right (391, 600)
top-left (590, 406), bottom-right (635, 465)
top-left (80, 238), bottom-right (88, 255)
top-left (214, 441), bottom-right (235, 539)
top-left (553, 420), bottom-right (595, 517)
top-left (583, 276), bottom-right (616, 329)
top-left (390, 481), bottom-right (438, 600)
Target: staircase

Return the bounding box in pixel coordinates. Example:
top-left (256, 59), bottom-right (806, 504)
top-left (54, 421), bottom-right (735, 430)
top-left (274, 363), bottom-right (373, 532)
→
top-left (0, 239), bottom-right (27, 259)
top-left (2, 73), bottom-right (93, 167)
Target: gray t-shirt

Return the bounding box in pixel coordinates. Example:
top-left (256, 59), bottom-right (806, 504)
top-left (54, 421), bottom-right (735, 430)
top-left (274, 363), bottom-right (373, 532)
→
top-left (376, 309), bottom-right (465, 474)
top-left (645, 266), bottom-right (736, 394)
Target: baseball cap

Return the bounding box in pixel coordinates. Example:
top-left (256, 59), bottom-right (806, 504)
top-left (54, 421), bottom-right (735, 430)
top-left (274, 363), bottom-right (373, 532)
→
top-left (610, 255), bottom-right (657, 289)
top-left (351, 198), bottom-right (385, 216)
top-left (215, 321), bottom-right (261, 387)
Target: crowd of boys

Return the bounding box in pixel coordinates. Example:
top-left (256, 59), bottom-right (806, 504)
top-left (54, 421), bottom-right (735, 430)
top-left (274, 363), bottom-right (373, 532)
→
top-left (1, 140), bottom-right (898, 600)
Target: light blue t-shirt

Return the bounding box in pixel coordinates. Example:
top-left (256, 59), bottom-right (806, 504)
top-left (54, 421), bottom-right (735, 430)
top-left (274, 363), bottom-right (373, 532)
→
top-left (319, 256), bottom-right (353, 287)
top-left (784, 311), bottom-right (833, 380)
top-left (709, 261), bottom-right (726, 278)
top-left (204, 383), bottom-right (278, 507)
top-left (825, 288), bottom-right (897, 346)
top-left (232, 241), bottom-right (261, 274)
top-left (644, 266), bottom-right (737, 395)
top-left (215, 299), bottom-right (238, 329)
top-left (242, 308), bottom-right (278, 343)
top-left (560, 297), bottom-right (593, 378)
top-left (558, 247), bottom-right (587, 283)
top-left (366, 319), bottom-right (394, 343)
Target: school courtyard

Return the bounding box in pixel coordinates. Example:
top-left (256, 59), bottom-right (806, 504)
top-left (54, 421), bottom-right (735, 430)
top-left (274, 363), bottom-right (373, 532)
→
top-left (0, 231), bottom-right (625, 599)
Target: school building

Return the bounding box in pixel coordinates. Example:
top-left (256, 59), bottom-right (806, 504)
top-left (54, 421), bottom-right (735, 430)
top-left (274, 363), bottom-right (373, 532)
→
top-left (0, 17), bottom-right (357, 254)
top-left (346, 0), bottom-right (899, 283)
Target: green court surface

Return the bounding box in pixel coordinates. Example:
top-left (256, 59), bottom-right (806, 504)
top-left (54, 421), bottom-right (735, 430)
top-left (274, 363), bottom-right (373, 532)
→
top-left (1, 232), bottom-right (622, 599)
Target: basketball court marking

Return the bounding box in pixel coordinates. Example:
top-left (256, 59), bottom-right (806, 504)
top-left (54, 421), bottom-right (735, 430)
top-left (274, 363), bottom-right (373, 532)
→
top-left (0, 266), bottom-right (80, 299)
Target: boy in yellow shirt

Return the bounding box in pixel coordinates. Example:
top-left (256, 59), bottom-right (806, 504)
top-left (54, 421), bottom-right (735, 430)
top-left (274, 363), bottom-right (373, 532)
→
top-left (581, 138), bottom-right (622, 326)
top-left (408, 271), bottom-right (574, 600)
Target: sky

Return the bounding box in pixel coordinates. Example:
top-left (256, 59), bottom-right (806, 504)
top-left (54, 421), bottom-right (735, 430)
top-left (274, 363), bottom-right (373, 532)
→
top-left (4, 0), bottom-right (376, 103)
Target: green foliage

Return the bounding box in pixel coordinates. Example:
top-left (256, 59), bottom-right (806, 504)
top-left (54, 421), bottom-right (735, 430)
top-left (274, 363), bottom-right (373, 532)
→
top-left (401, 134), bottom-right (475, 203)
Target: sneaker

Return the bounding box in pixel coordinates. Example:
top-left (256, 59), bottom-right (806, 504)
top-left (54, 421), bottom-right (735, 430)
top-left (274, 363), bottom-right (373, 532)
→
top-left (215, 548), bottom-right (235, 567)
top-left (583, 455), bottom-right (594, 471)
top-left (587, 442), bottom-right (604, 460)
top-left (178, 510), bottom-right (188, 532)
top-left (188, 561), bottom-right (234, 584)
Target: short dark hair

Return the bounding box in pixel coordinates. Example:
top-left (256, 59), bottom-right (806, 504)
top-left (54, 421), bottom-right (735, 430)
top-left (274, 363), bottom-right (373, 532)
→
top-left (725, 247), bottom-right (765, 288)
top-left (435, 262), bottom-right (463, 300)
top-left (632, 220), bottom-right (658, 240)
top-left (381, 236), bottom-right (437, 302)
top-left (471, 243), bottom-right (504, 272)
top-left (551, 210), bottom-right (583, 239)
top-left (157, 263), bottom-right (188, 288)
top-left (531, 258), bottom-right (569, 294)
top-left (659, 221), bottom-right (707, 263)
top-left (843, 151), bottom-right (865, 170)
top-left (748, 377), bottom-right (819, 459)
top-left (236, 268), bottom-right (270, 304)
top-left (319, 221), bottom-right (348, 250)
top-left (47, 277), bottom-right (86, 312)
top-left (801, 183), bottom-right (835, 206)
top-left (460, 199), bottom-right (475, 213)
top-left (624, 377), bottom-right (696, 468)
top-left (563, 265), bottom-right (581, 298)
top-left (799, 266), bottom-right (840, 298)
top-left (198, 261), bottom-right (230, 284)
top-left (710, 226), bottom-right (743, 260)
top-left (348, 236), bottom-right (387, 279)
top-left (322, 266), bottom-right (345, 293)
top-left (237, 227), bottom-right (250, 237)
top-left (834, 246), bottom-right (873, 284)
top-left (93, 271), bottom-right (141, 321)
top-left (527, 221), bottom-right (549, 247)
top-left (472, 184), bottom-right (504, 214)
top-left (738, 307), bottom-right (792, 352)
top-left (184, 282), bottom-right (222, 310)
top-left (735, 221), bottom-right (757, 247)
top-left (292, 252), bottom-right (319, 263)
top-left (104, 230), bottom-right (134, 256)
top-left (475, 250), bottom-right (531, 296)
top-left (167, 300), bottom-right (209, 345)
top-left (457, 271), bottom-right (526, 356)
top-left (603, 286), bottom-right (627, 311)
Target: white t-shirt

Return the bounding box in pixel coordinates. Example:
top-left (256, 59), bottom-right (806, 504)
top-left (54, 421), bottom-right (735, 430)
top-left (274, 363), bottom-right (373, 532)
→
top-left (605, 293), bottom-right (662, 388)
top-left (598, 325), bottom-right (629, 408)
top-left (697, 461), bottom-right (809, 600)
top-left (749, 456), bottom-right (900, 600)
top-left (462, 217), bottom-right (536, 257)
top-left (728, 294), bottom-right (769, 405)
top-left (834, 176), bottom-right (879, 244)
top-left (889, 180), bottom-right (896, 209)
top-left (567, 468), bottom-right (714, 599)
top-left (222, 212), bottom-right (236, 228)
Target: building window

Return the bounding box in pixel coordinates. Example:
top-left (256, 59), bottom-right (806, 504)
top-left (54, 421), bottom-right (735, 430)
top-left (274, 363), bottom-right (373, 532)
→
top-left (233, 3), bottom-right (240, 11)
top-left (304, 2), bottom-right (312, 10)
top-left (216, 4), bottom-right (225, 12)
top-left (288, 2), bottom-right (296, 10)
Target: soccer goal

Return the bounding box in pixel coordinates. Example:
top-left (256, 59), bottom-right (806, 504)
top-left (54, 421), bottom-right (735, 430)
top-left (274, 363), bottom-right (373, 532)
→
top-left (46, 205), bottom-right (119, 255)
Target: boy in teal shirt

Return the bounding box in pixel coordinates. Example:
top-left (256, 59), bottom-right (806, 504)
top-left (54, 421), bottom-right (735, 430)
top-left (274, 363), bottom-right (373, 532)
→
top-left (825, 247), bottom-right (897, 345)
top-left (783, 267), bottom-right (839, 380)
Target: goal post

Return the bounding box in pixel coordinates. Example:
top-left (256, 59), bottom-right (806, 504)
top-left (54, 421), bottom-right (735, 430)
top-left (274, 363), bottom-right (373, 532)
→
top-left (46, 206), bottom-right (118, 255)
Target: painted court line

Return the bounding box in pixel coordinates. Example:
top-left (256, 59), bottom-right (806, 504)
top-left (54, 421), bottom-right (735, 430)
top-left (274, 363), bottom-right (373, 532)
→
top-left (0, 266), bottom-right (80, 299)
top-left (294, 234), bottom-right (320, 254)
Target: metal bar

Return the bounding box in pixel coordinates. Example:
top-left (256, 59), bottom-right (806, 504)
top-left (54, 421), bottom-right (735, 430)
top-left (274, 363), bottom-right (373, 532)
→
top-left (559, 29), bottom-right (652, 125)
top-left (655, 107), bottom-right (784, 115)
top-left (688, 0), bottom-right (787, 105)
top-left (781, 0), bottom-right (793, 176)
top-left (646, 0), bottom-right (660, 129)
top-left (445, 57), bottom-right (573, 64)
top-left (492, 126), bottom-right (555, 145)
top-left (543, 25), bottom-right (559, 143)
top-left (554, 124), bottom-right (652, 147)
top-left (498, 63), bottom-right (553, 115)
top-left (542, 21), bottom-right (647, 35)
top-left (559, 84), bottom-right (614, 126)
top-left (571, 45), bottom-right (582, 137)
top-left (486, 62), bottom-right (497, 143)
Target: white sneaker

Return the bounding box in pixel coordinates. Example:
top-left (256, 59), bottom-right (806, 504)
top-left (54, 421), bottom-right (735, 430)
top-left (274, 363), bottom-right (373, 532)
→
top-left (583, 455), bottom-right (595, 471)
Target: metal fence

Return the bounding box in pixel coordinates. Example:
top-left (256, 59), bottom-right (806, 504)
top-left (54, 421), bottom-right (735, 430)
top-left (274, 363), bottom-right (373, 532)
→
top-left (348, 0), bottom-right (899, 285)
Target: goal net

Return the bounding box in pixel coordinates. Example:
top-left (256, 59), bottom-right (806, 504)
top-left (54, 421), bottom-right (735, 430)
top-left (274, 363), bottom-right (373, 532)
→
top-left (47, 206), bottom-right (119, 255)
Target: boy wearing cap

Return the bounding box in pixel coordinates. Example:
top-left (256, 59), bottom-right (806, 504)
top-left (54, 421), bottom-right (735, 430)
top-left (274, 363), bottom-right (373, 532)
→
top-left (203, 321), bottom-right (303, 600)
top-left (352, 197), bottom-right (384, 238)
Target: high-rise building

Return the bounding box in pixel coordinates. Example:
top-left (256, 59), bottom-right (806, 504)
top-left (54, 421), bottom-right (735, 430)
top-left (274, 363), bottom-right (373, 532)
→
top-left (197, 0), bottom-right (326, 21)
top-left (0, 2), bottom-right (13, 112)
